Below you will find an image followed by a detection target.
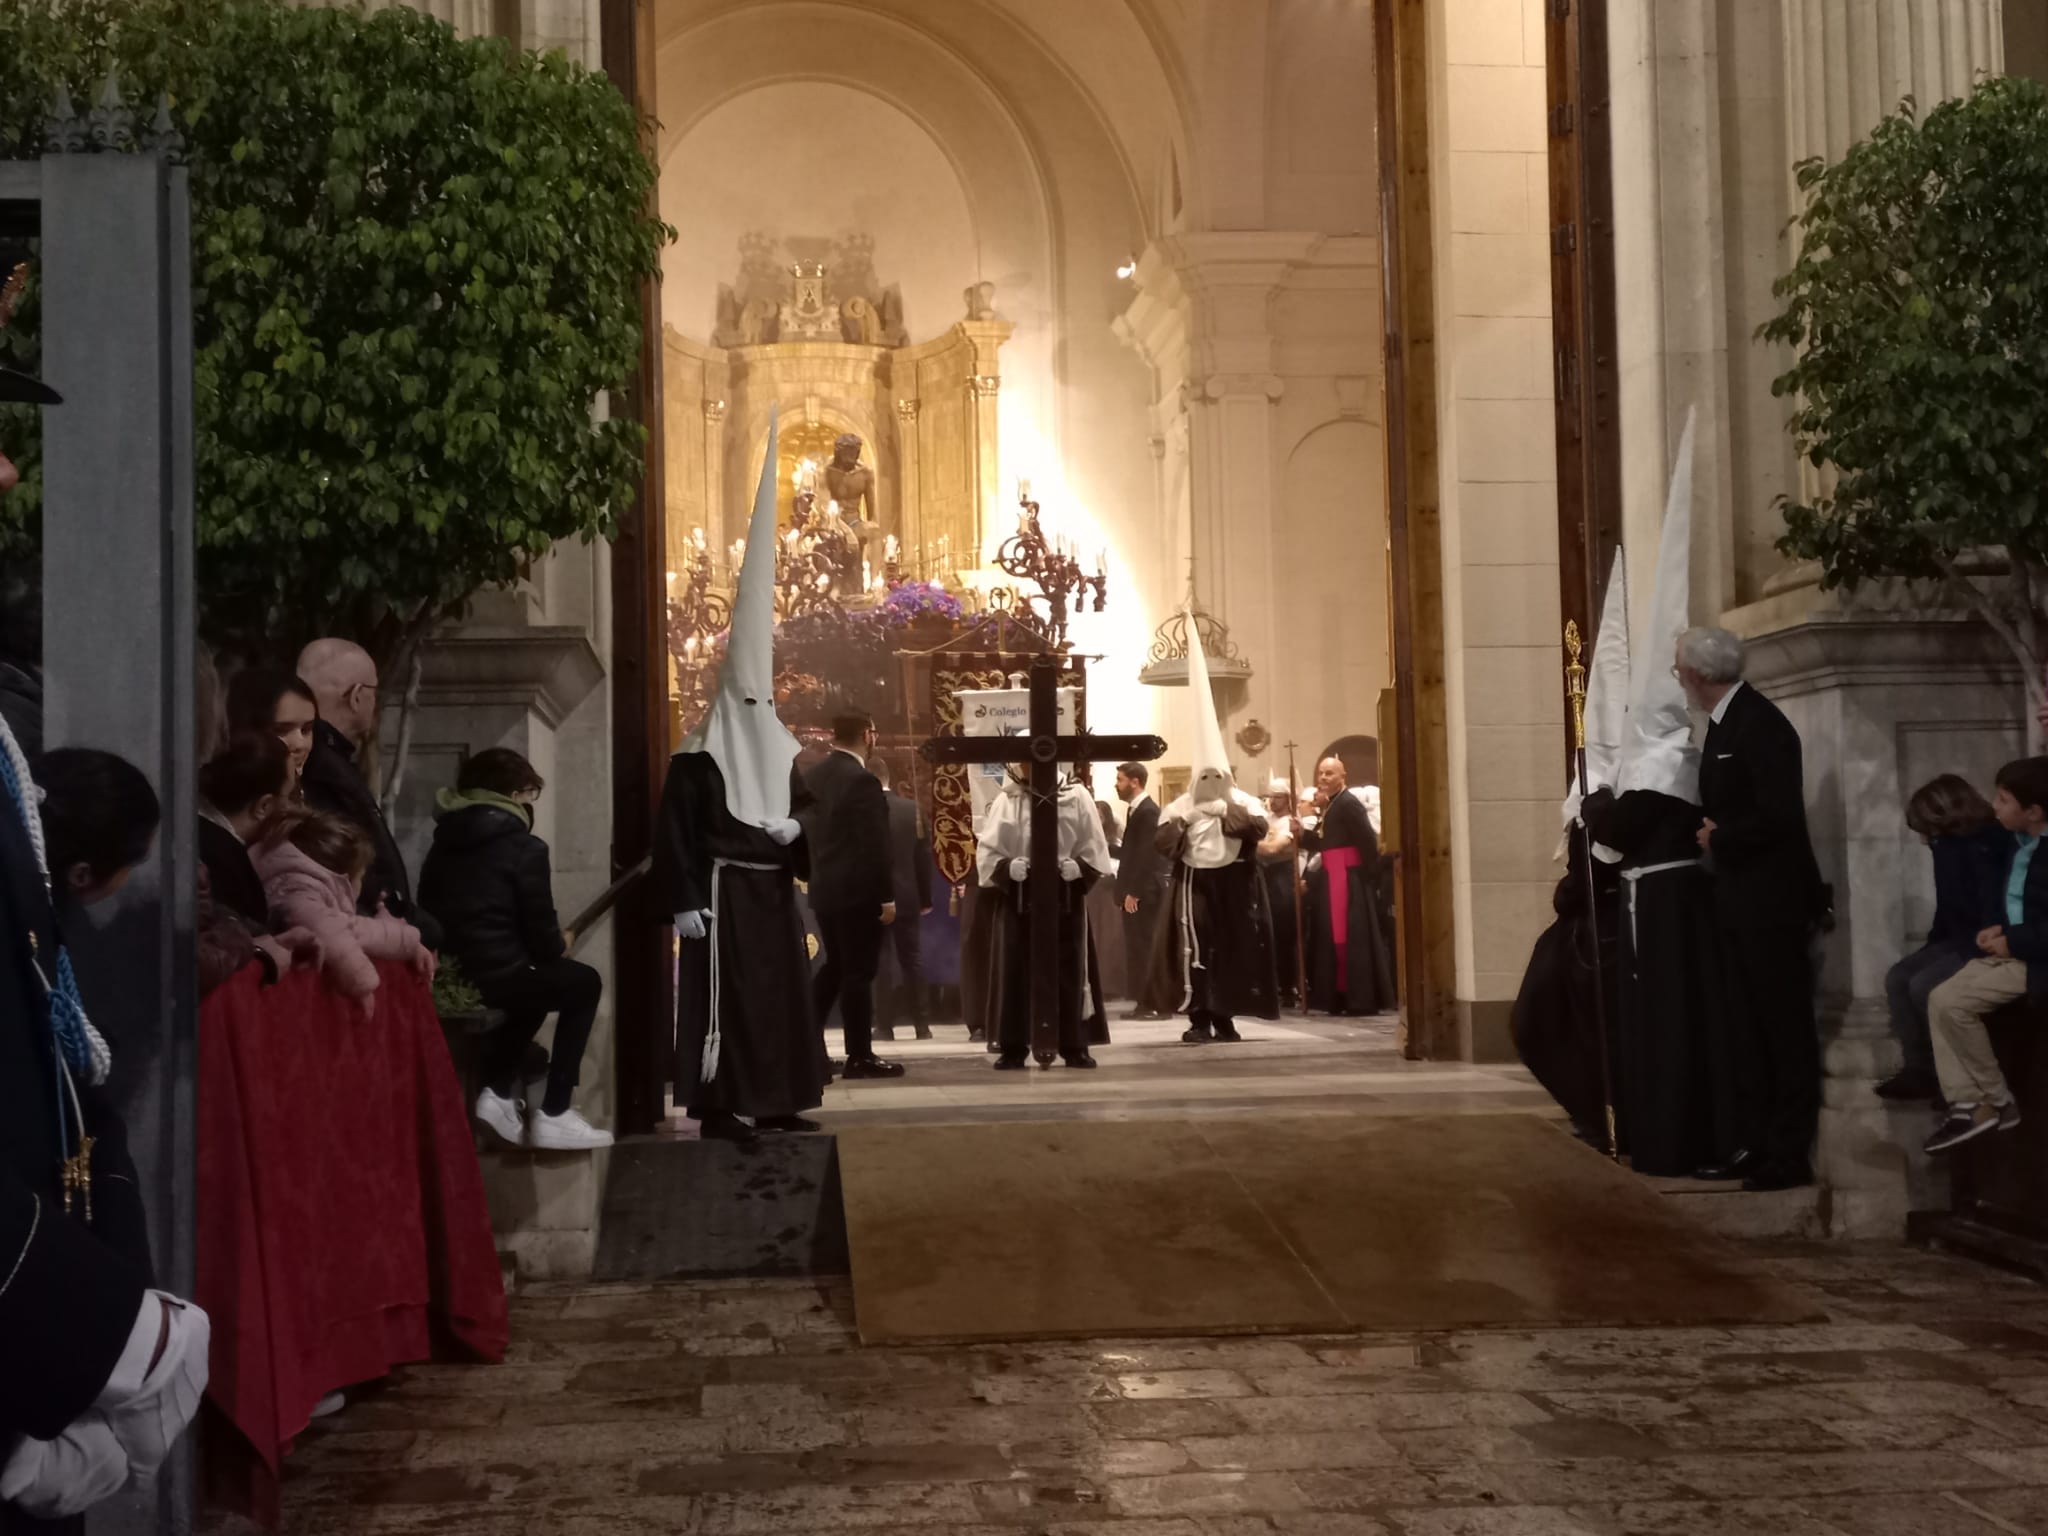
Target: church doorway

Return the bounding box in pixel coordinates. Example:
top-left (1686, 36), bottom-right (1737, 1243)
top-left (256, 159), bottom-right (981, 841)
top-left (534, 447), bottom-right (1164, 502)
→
top-left (610, 0), bottom-right (1465, 1135)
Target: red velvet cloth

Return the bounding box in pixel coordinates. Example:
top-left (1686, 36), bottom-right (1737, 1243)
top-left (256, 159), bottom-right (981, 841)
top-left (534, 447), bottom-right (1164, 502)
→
top-left (197, 962), bottom-right (508, 1524)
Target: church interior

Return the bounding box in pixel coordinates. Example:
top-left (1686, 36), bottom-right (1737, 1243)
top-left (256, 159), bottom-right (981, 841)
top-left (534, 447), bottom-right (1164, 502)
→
top-left (21, 0), bottom-right (2048, 1528)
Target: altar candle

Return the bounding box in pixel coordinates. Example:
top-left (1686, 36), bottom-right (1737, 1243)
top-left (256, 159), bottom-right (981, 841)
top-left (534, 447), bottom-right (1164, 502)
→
top-left (885, 533), bottom-right (900, 562)
top-left (1017, 477), bottom-right (1032, 502)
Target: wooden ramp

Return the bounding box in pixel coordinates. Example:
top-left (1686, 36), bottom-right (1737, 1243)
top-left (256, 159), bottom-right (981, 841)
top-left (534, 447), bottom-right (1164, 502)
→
top-left (836, 1113), bottom-right (1821, 1344)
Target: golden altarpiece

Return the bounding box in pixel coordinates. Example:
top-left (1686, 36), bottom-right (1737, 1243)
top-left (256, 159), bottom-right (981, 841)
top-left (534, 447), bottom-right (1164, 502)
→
top-left (662, 248), bottom-right (1013, 602)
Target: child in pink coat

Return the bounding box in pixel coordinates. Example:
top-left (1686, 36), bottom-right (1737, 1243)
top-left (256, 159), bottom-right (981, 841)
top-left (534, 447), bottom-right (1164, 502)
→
top-left (252, 812), bottom-right (433, 1012)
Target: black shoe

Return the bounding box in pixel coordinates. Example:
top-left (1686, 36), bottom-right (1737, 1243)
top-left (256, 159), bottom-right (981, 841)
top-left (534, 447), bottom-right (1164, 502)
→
top-left (1693, 1149), bottom-right (1756, 1182)
top-left (1062, 1052), bottom-right (1098, 1069)
top-left (756, 1115), bottom-right (823, 1134)
top-left (1212, 1023), bottom-right (1243, 1043)
top-left (843, 1056), bottom-right (907, 1080)
top-left (1742, 1165), bottom-right (1814, 1192)
top-left (914, 1023), bottom-right (933, 1041)
top-left (1181, 1025), bottom-right (1214, 1046)
top-left (1875, 1069), bottom-right (1939, 1102)
top-left (697, 1111), bottom-right (757, 1143)
top-left (994, 1053), bottom-right (1029, 1071)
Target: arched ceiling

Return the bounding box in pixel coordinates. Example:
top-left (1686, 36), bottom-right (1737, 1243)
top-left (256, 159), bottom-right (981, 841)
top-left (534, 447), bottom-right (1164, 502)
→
top-left (652, 0), bottom-right (1189, 244)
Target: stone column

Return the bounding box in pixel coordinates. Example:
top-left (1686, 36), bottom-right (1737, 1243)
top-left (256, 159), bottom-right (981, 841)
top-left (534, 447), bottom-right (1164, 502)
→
top-left (701, 397), bottom-right (726, 551)
top-left (1784, 0), bottom-right (2004, 174)
top-left (1171, 233), bottom-right (1317, 709)
top-left (895, 397), bottom-right (923, 568)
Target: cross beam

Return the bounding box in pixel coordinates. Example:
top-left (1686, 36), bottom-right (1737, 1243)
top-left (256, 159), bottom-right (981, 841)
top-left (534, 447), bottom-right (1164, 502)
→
top-left (921, 653), bottom-right (1165, 1065)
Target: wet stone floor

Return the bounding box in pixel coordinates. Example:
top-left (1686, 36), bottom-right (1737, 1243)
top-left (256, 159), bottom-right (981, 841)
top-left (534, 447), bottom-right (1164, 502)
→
top-left (233, 1243), bottom-right (2048, 1535)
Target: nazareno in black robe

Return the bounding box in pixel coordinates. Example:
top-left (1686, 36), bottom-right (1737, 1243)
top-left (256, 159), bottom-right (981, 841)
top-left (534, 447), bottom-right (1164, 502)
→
top-left (986, 862), bottom-right (1110, 1058)
top-left (1581, 786), bottom-right (1734, 1174)
top-left (1153, 807), bottom-right (1282, 1024)
top-left (1302, 789), bottom-right (1396, 1015)
top-left (1510, 819), bottom-right (1621, 1144)
top-left (657, 753), bottom-right (825, 1121)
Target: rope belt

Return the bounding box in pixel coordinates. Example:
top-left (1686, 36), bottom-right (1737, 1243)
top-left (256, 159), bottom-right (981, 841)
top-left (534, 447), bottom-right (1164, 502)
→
top-left (701, 856), bottom-right (781, 1083)
top-left (1620, 858), bottom-right (1701, 954)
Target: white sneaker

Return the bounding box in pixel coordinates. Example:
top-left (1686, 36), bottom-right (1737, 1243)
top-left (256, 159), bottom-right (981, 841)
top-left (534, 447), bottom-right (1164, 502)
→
top-left (475, 1088), bottom-right (525, 1148)
top-left (309, 1390), bottom-right (346, 1421)
top-left (526, 1106), bottom-right (614, 1152)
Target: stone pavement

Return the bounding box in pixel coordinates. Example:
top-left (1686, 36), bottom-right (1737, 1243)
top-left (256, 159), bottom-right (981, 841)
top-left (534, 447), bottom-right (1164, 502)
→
top-left (229, 1242), bottom-right (2048, 1535)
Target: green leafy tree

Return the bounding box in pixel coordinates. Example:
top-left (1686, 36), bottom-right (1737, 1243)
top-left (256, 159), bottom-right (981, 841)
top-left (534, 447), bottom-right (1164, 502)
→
top-left (0, 0), bottom-right (668, 680)
top-left (1767, 76), bottom-right (2048, 731)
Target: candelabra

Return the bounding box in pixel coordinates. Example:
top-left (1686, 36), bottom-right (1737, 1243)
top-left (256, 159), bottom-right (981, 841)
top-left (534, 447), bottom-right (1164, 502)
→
top-left (666, 527), bottom-right (730, 723)
top-left (992, 487), bottom-right (1108, 649)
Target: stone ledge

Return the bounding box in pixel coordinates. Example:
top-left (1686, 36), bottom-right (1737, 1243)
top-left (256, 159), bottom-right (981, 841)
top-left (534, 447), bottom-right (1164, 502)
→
top-left (415, 626), bottom-right (606, 729)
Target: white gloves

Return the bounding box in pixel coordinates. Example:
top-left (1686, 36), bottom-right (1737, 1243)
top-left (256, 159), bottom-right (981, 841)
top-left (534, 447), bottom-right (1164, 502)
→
top-left (0, 1415), bottom-right (130, 1519)
top-left (1008, 857), bottom-right (1030, 883)
top-left (1059, 858), bottom-right (1081, 882)
top-left (764, 818), bottom-right (801, 846)
top-left (675, 910), bottom-right (710, 941)
top-left (1196, 799), bottom-right (1229, 819)
top-left (95, 1291), bottom-right (211, 1488)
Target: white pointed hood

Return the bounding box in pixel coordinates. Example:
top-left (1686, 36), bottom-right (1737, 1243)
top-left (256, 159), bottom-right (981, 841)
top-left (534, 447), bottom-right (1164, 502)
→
top-left (1616, 408), bottom-right (1699, 804)
top-left (1166, 606), bottom-right (1258, 867)
top-left (683, 409), bottom-right (801, 825)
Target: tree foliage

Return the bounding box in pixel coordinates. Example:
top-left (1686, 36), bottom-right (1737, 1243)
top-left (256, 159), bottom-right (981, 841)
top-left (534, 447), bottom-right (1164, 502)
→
top-left (1767, 75), bottom-right (2048, 700)
top-left (0, 0), bottom-right (668, 666)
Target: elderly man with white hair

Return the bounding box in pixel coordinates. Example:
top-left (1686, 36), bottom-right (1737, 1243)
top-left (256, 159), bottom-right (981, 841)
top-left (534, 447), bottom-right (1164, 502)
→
top-left (1678, 625), bottom-right (1826, 1192)
top-left (296, 637), bottom-right (439, 950)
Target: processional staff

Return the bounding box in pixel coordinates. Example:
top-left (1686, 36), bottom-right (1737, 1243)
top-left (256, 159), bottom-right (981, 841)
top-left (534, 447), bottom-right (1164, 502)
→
top-left (1564, 620), bottom-right (1619, 1161)
top-left (1283, 739), bottom-right (1309, 1012)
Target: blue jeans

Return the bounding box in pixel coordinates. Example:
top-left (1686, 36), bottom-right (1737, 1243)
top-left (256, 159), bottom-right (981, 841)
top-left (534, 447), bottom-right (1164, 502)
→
top-left (1886, 942), bottom-right (1968, 1077)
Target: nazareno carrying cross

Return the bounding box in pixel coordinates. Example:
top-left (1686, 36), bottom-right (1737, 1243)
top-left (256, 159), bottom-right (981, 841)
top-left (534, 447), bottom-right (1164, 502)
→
top-left (921, 655), bottom-right (1164, 1066)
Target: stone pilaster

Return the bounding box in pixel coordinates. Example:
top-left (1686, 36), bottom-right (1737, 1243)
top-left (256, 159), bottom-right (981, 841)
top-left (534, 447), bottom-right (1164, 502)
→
top-left (1784, 0), bottom-right (2004, 174)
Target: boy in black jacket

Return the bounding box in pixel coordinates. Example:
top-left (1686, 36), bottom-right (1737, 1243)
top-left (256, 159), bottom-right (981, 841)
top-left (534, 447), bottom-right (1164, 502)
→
top-left (420, 749), bottom-right (611, 1153)
top-left (1923, 756), bottom-right (2048, 1153)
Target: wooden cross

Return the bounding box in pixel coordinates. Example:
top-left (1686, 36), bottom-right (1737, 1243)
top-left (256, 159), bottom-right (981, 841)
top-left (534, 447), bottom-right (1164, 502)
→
top-left (921, 653), bottom-right (1166, 1065)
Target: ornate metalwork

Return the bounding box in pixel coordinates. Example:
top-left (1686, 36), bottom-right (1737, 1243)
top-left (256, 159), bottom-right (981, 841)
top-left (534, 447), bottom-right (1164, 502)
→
top-left (1139, 599), bottom-right (1253, 686)
top-left (991, 488), bottom-right (1107, 650)
top-left (45, 86), bottom-right (87, 155)
top-left (88, 70), bottom-right (136, 153)
top-left (142, 94), bottom-right (184, 162)
top-left (666, 528), bottom-right (731, 726)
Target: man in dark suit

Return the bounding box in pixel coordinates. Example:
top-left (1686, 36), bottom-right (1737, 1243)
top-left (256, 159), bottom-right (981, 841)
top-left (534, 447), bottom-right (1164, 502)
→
top-left (872, 756), bottom-right (933, 1040)
top-left (295, 637), bottom-right (440, 951)
top-left (1114, 761), bottom-right (1172, 1020)
top-left (800, 712), bottom-right (905, 1078)
top-left (1681, 626), bottom-right (1825, 1192)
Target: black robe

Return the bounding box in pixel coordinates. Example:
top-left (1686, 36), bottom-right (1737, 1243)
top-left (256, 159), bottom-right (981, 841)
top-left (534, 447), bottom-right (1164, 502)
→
top-left (987, 864), bottom-right (1109, 1057)
top-left (1259, 846), bottom-right (1301, 1006)
top-left (1302, 790), bottom-right (1396, 1015)
top-left (1, 770), bottom-right (151, 1536)
top-left (1155, 807), bottom-right (1282, 1023)
top-left (1582, 787), bottom-right (1734, 1174)
top-left (1510, 821), bottom-right (1621, 1143)
top-left (657, 754), bottom-right (825, 1121)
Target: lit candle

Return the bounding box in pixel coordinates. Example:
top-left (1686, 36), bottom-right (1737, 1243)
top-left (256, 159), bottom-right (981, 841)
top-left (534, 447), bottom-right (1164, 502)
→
top-left (691, 526), bottom-right (706, 550)
top-left (665, 569), bottom-right (676, 584)
top-left (1017, 477), bottom-right (1032, 502)
top-left (885, 533), bottom-right (900, 561)
top-left (1097, 549), bottom-right (1106, 577)
top-left (731, 538), bottom-right (746, 567)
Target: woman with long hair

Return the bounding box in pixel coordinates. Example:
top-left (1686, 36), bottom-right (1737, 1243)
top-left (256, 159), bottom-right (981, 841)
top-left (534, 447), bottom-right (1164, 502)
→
top-left (225, 669), bottom-right (318, 796)
top-left (1881, 774), bottom-right (2010, 1103)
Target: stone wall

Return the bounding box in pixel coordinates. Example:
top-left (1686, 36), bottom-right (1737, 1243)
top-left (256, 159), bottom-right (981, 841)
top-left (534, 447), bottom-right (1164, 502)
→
top-left (1427, 0), bottom-right (1564, 1057)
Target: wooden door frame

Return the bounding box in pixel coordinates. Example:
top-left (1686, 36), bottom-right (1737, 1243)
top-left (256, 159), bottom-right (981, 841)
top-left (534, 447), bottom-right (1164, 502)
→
top-left (1374, 0), bottom-right (1458, 1060)
top-left (603, 0), bottom-right (673, 1138)
top-left (1544, 0), bottom-right (1624, 725)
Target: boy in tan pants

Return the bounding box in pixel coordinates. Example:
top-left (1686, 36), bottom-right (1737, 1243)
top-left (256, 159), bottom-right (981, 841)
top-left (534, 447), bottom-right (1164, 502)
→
top-left (1923, 756), bottom-right (2048, 1154)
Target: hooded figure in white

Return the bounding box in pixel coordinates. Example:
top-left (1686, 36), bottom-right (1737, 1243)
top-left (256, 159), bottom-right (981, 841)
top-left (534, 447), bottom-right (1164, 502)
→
top-left (974, 759), bottom-right (1118, 1065)
top-left (1153, 608), bottom-right (1282, 1039)
top-left (1575, 408), bottom-right (1735, 1176)
top-left (655, 410), bottom-right (826, 1136)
